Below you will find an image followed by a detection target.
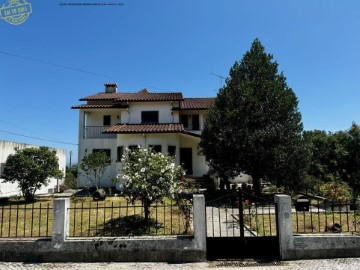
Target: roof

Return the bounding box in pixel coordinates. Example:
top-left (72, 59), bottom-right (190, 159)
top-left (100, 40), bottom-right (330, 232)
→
top-left (80, 89), bottom-right (183, 102)
top-left (178, 98), bottom-right (215, 110)
top-left (103, 123), bottom-right (185, 134)
top-left (71, 104), bottom-right (128, 109)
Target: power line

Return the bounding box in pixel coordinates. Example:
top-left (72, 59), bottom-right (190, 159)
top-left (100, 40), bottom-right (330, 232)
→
top-left (0, 119), bottom-right (62, 142)
top-left (0, 129), bottom-right (78, 146)
top-left (0, 50), bottom-right (115, 79)
top-left (0, 50), bottom-right (168, 92)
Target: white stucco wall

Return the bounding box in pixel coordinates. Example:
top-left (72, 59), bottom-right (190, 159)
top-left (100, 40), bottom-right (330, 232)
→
top-left (0, 141), bottom-right (66, 197)
top-left (126, 102), bottom-right (176, 124)
top-left (77, 137), bottom-right (118, 188)
top-left (85, 109), bottom-right (124, 126)
top-left (179, 134), bottom-right (209, 177)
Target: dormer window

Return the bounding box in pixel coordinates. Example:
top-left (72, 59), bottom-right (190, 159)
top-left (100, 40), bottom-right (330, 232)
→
top-left (141, 111), bottom-right (159, 124)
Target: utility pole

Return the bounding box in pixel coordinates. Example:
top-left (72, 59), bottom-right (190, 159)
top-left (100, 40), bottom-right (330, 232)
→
top-left (69, 151), bottom-right (72, 167)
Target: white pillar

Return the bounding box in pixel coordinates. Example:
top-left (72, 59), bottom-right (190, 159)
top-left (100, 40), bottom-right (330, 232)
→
top-left (274, 194), bottom-right (294, 260)
top-left (52, 197), bottom-right (70, 243)
top-left (193, 194), bottom-right (206, 252)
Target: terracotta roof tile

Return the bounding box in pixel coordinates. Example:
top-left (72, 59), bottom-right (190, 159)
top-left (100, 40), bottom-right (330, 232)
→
top-left (103, 123), bottom-right (185, 134)
top-left (71, 104), bottom-right (126, 109)
top-left (80, 89), bottom-right (183, 102)
top-left (180, 98), bottom-right (215, 110)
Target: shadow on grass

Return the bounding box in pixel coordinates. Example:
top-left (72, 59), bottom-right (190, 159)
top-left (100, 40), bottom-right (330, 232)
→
top-left (0, 197), bottom-right (53, 206)
top-left (95, 214), bottom-right (164, 236)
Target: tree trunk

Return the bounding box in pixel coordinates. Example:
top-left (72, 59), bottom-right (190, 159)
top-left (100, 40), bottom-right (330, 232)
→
top-left (252, 176), bottom-right (261, 196)
top-left (24, 191), bottom-right (35, 203)
top-left (144, 199), bottom-right (151, 226)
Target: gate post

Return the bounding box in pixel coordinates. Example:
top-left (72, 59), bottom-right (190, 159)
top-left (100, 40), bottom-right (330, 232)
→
top-left (52, 195), bottom-right (70, 243)
top-left (274, 194), bottom-right (294, 260)
top-left (193, 194), bottom-right (206, 257)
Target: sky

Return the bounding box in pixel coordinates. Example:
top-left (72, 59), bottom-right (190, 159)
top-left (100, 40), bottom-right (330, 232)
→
top-left (1, 0), bottom-right (360, 165)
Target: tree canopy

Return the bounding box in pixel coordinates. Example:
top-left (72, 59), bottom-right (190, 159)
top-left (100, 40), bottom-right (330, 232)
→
top-left (200, 38), bottom-right (307, 194)
top-left (80, 151), bottom-right (111, 189)
top-left (304, 123), bottom-right (360, 200)
top-left (119, 147), bottom-right (184, 224)
top-left (1, 147), bottom-right (60, 202)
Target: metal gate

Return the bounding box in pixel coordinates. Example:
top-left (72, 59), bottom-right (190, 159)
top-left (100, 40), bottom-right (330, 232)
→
top-left (206, 190), bottom-right (279, 260)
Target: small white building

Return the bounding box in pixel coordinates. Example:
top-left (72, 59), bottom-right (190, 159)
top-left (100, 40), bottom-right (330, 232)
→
top-left (0, 141), bottom-right (66, 197)
top-left (72, 83), bottom-right (216, 187)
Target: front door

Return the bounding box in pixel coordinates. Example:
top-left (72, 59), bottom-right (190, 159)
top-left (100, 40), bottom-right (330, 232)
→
top-left (180, 148), bottom-right (193, 175)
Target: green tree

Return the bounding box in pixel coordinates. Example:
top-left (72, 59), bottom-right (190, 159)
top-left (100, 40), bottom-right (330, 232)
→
top-left (80, 151), bottom-right (111, 189)
top-left (303, 130), bottom-right (347, 184)
top-left (343, 123), bottom-right (360, 200)
top-left (63, 165), bottom-right (78, 190)
top-left (119, 147), bottom-right (184, 224)
top-left (1, 147), bottom-right (59, 202)
top-left (200, 38), bottom-right (307, 194)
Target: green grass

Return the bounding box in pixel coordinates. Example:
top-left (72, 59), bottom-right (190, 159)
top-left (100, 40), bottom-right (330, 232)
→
top-left (0, 196), bottom-right (193, 238)
top-left (293, 211), bottom-right (360, 233)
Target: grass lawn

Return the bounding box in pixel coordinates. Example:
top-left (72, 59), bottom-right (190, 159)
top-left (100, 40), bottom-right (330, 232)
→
top-left (243, 210), bottom-right (360, 236)
top-left (0, 196), bottom-right (192, 238)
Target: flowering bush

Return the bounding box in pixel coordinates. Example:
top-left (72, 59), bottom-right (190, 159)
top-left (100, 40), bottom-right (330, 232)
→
top-left (118, 147), bottom-right (185, 224)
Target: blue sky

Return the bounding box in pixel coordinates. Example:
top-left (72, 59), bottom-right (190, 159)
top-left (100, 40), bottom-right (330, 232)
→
top-left (1, 0), bottom-right (360, 164)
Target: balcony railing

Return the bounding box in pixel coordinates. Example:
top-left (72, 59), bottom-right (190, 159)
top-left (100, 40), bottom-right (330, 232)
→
top-left (83, 126), bottom-right (116, 139)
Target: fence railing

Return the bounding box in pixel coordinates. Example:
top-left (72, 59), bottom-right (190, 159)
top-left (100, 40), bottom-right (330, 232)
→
top-left (0, 203), bottom-right (53, 238)
top-left (83, 126), bottom-right (116, 139)
top-left (68, 200), bottom-right (193, 237)
top-left (206, 191), bottom-right (277, 237)
top-left (293, 200), bottom-right (360, 234)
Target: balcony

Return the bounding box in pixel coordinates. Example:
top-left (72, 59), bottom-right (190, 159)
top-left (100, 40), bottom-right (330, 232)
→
top-left (83, 126), bottom-right (116, 139)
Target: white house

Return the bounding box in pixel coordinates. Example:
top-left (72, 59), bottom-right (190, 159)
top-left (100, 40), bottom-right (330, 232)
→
top-left (0, 141), bottom-right (66, 197)
top-left (72, 83), bottom-right (215, 187)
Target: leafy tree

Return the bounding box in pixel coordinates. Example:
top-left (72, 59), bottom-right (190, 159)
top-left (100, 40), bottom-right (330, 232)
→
top-left (1, 147), bottom-right (59, 202)
top-left (319, 181), bottom-right (352, 203)
top-left (63, 165), bottom-right (78, 190)
top-left (80, 151), bottom-right (111, 189)
top-left (303, 130), bottom-right (347, 185)
top-left (200, 38), bottom-right (307, 194)
top-left (343, 123), bottom-right (360, 200)
top-left (119, 147), bottom-right (184, 224)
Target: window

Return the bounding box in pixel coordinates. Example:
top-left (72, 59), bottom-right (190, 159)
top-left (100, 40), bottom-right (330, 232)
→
top-left (167, 146), bottom-right (176, 157)
top-left (141, 111), bottom-right (159, 124)
top-left (128, 145), bottom-right (139, 151)
top-left (192, 114), bottom-right (200, 130)
top-left (180, 114), bottom-right (188, 128)
top-left (149, 145), bottom-right (162, 153)
top-left (117, 146), bottom-right (124, 162)
top-left (103, 115), bottom-right (111, 126)
top-left (93, 149), bottom-right (111, 158)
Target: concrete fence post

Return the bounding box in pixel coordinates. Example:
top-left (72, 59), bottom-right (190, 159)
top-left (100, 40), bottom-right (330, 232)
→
top-left (193, 194), bottom-right (206, 256)
top-left (274, 194), bottom-right (294, 260)
top-left (52, 196), bottom-right (70, 243)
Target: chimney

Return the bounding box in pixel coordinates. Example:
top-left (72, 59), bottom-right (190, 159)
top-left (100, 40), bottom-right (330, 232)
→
top-left (104, 83), bottom-right (118, 93)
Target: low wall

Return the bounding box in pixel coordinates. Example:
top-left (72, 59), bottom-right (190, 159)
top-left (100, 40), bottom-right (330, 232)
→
top-left (0, 237), bottom-right (205, 262)
top-left (275, 194), bottom-right (360, 260)
top-left (0, 195), bottom-right (206, 262)
top-left (290, 234), bottom-right (360, 259)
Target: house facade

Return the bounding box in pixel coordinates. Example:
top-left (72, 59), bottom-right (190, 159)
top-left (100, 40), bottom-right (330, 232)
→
top-left (0, 141), bottom-right (66, 197)
top-left (72, 83), bottom-right (215, 187)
